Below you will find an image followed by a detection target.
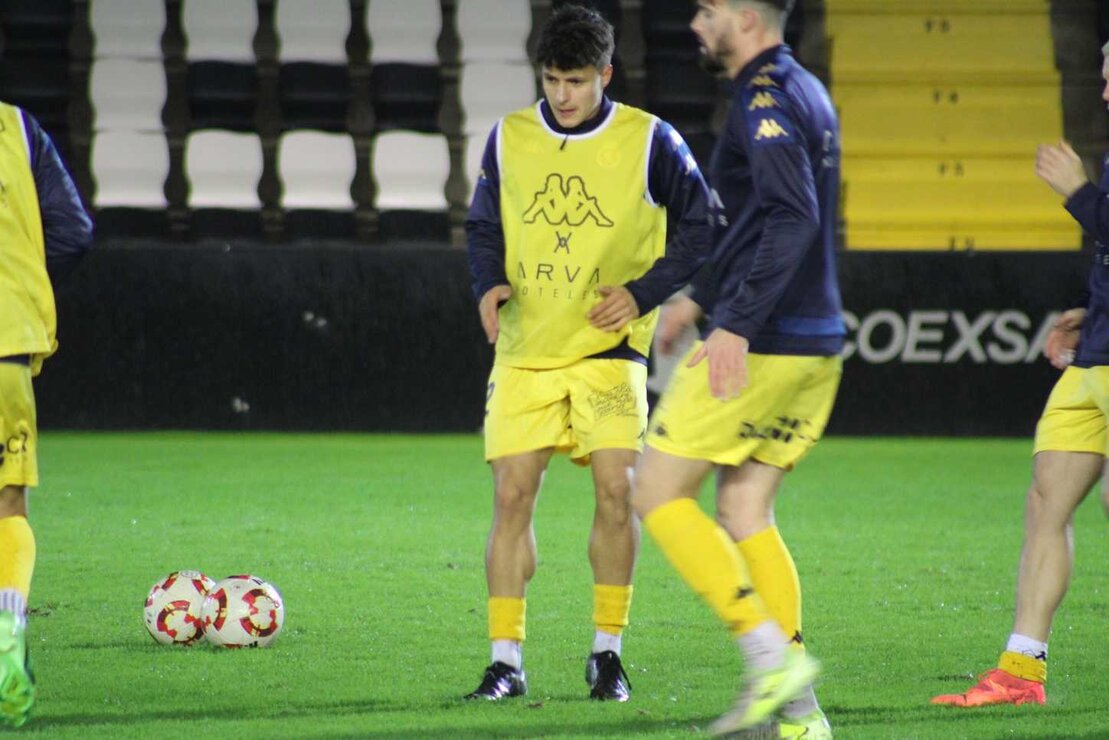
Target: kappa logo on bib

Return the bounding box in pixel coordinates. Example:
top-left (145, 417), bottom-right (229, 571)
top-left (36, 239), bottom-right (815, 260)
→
top-left (522, 174), bottom-right (614, 228)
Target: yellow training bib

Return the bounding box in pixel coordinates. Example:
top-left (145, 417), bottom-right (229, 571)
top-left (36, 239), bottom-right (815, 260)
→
top-left (0, 102), bottom-right (54, 374)
top-left (496, 102), bottom-right (667, 368)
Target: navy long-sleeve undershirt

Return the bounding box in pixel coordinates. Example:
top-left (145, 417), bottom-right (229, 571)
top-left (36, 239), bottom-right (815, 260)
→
top-left (20, 109), bottom-right (94, 282)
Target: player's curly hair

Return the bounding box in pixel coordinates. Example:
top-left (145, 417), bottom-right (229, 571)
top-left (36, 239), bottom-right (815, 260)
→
top-left (535, 5), bottom-right (615, 72)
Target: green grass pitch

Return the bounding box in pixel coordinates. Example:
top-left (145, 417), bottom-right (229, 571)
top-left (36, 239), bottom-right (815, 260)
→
top-left (18, 433), bottom-right (1109, 738)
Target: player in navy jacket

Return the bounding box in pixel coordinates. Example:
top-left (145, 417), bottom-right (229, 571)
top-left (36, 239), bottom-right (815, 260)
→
top-left (933, 42), bottom-right (1109, 710)
top-left (631, 1), bottom-right (838, 736)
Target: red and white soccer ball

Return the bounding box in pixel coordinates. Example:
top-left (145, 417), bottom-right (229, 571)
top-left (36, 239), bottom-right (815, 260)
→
top-left (200, 575), bottom-right (285, 648)
top-left (143, 570), bottom-right (216, 645)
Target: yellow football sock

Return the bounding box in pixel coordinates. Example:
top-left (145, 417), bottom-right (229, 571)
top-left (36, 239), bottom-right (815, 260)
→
top-left (643, 498), bottom-right (771, 637)
top-left (0, 515), bottom-right (35, 598)
top-left (593, 584), bottom-right (632, 635)
top-left (737, 526), bottom-right (802, 647)
top-left (488, 596), bottom-right (526, 642)
top-left (999, 650), bottom-right (1047, 683)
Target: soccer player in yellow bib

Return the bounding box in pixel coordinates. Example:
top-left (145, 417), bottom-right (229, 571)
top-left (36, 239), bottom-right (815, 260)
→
top-left (631, 1), bottom-right (841, 736)
top-left (465, 5), bottom-right (713, 701)
top-left (932, 41), bottom-right (1109, 711)
top-left (0, 101), bottom-right (93, 727)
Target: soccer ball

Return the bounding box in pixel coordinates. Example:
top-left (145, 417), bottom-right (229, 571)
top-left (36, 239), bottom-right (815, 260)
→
top-left (200, 575), bottom-right (285, 648)
top-left (143, 570), bottom-right (215, 645)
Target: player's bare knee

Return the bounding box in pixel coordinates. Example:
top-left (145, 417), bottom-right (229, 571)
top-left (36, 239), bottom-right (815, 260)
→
top-left (595, 486), bottom-right (632, 527)
top-left (1101, 482), bottom-right (1109, 518)
top-left (595, 473), bottom-right (631, 507)
top-left (492, 479), bottom-right (538, 521)
top-left (714, 509), bottom-right (768, 542)
top-left (1023, 480), bottom-right (1075, 537)
top-left (1024, 479), bottom-right (1048, 518)
top-left (0, 485), bottom-right (28, 518)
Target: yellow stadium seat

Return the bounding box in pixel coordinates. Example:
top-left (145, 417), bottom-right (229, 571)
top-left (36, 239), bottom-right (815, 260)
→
top-left (827, 0), bottom-right (1072, 249)
top-left (845, 225), bottom-right (1079, 251)
top-left (827, 12), bottom-right (1051, 36)
top-left (825, 0), bottom-right (1048, 16)
top-left (829, 17), bottom-right (1057, 84)
top-left (842, 157), bottom-right (1081, 250)
top-left (836, 84), bottom-right (1063, 157)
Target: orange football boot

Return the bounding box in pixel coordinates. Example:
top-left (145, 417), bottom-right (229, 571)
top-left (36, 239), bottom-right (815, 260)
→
top-left (931, 668), bottom-right (1045, 707)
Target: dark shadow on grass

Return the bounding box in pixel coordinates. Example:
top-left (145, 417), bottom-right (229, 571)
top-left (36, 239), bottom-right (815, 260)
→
top-left (1008, 733), bottom-right (1109, 740)
top-left (68, 641), bottom-right (189, 651)
top-left (32, 698), bottom-right (405, 729)
top-left (348, 716), bottom-right (700, 738)
top-left (826, 703), bottom-right (1106, 728)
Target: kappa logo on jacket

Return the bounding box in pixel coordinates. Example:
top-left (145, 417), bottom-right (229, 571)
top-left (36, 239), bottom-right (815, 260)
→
top-left (754, 118), bottom-right (789, 141)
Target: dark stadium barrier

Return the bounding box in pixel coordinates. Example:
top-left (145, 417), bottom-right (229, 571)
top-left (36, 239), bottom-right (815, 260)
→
top-left (38, 243), bottom-right (1090, 435)
top-left (832, 251), bottom-right (1087, 436)
top-left (39, 242), bottom-right (491, 432)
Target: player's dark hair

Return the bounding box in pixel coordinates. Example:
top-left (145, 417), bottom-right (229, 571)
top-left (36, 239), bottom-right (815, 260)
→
top-left (758, 0), bottom-right (796, 12)
top-left (729, 0), bottom-right (795, 26)
top-left (535, 5), bottom-right (615, 72)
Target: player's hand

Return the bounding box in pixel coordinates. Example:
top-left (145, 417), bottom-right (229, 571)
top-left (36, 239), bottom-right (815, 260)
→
top-left (478, 284), bottom-right (512, 344)
top-left (588, 286), bottom-right (640, 332)
top-left (686, 328), bottom-right (748, 400)
top-left (1035, 141), bottom-right (1088, 200)
top-left (1043, 307), bottom-right (1085, 369)
top-left (657, 295), bottom-right (702, 356)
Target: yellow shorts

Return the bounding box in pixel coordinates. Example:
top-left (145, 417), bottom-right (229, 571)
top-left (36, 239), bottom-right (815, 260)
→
top-left (646, 347), bottom-right (842, 470)
top-left (484, 359), bottom-right (648, 464)
top-left (0, 361), bottom-right (38, 488)
top-left (1033, 366), bottom-right (1109, 456)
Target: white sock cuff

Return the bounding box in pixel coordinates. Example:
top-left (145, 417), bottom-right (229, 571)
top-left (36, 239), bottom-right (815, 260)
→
top-left (737, 620), bottom-right (788, 672)
top-left (491, 639), bottom-right (522, 669)
top-left (592, 630), bottom-right (622, 656)
top-left (1006, 633), bottom-right (1048, 660)
top-left (0, 589), bottom-right (27, 629)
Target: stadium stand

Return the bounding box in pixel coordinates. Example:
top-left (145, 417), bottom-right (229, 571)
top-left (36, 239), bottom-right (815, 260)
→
top-left (91, 130), bottom-right (169, 209)
top-left (826, 0), bottom-right (1081, 249)
top-left (14, 0), bottom-right (1101, 250)
top-left (90, 0), bottom-right (164, 58)
top-left (273, 0), bottom-right (354, 237)
top-left (179, 0), bottom-right (265, 236)
top-left (640, 0), bottom-right (719, 166)
top-left (457, 0), bottom-right (531, 64)
top-left (458, 1), bottom-right (534, 199)
top-left (185, 128), bottom-right (263, 236)
top-left (183, 0), bottom-right (258, 132)
top-left (367, 0), bottom-right (449, 240)
top-left (88, 0), bottom-right (168, 235)
top-left (90, 59), bottom-right (166, 132)
top-left (279, 131), bottom-right (356, 210)
top-left (279, 130), bottom-right (356, 238)
top-left (372, 130), bottom-right (450, 240)
top-left (275, 0), bottom-right (350, 132)
top-left (0, 0), bottom-right (73, 161)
